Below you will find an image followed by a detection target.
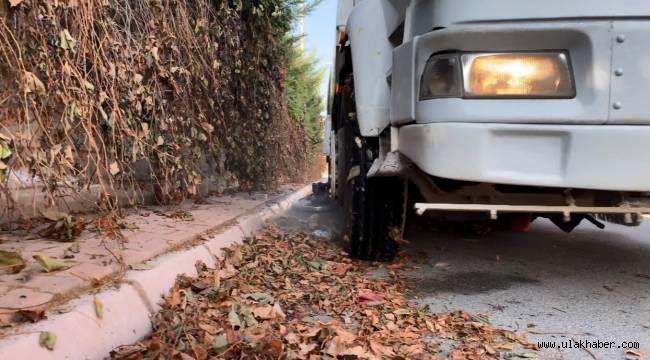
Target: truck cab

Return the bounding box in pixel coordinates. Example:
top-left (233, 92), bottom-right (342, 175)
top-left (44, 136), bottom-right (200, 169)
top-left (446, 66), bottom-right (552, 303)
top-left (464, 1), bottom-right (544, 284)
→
top-left (325, 0), bottom-right (650, 260)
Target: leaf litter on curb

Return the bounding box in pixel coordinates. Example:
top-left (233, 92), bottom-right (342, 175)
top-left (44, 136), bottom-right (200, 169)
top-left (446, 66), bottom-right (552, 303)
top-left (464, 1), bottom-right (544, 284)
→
top-left (38, 210), bottom-right (86, 242)
top-left (110, 224), bottom-right (535, 359)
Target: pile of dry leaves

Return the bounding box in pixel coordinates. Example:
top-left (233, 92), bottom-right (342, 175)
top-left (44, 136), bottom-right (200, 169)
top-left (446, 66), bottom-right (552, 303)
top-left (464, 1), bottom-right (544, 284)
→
top-left (110, 224), bottom-right (535, 359)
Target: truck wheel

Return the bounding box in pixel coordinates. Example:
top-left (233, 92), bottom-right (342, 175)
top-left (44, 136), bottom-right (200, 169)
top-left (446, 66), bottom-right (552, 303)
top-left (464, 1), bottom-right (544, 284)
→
top-left (337, 117), bottom-right (403, 261)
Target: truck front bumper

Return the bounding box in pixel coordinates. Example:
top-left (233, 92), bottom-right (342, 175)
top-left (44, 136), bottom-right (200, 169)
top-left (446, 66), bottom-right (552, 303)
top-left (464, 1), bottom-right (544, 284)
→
top-left (399, 123), bottom-right (650, 192)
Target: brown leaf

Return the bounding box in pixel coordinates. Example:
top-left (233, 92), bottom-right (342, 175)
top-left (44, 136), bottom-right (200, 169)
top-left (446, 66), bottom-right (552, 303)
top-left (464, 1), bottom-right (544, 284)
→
top-left (626, 349), bottom-right (644, 358)
top-left (497, 342), bottom-right (516, 350)
top-left (252, 305), bottom-right (274, 320)
top-left (330, 262), bottom-right (352, 276)
top-left (168, 289), bottom-right (182, 307)
top-left (224, 247), bottom-right (242, 267)
top-left (109, 162), bottom-right (120, 176)
top-left (325, 327), bottom-right (358, 356)
top-left (325, 336), bottom-right (347, 356)
top-left (298, 343), bottom-right (317, 356)
top-left (298, 324), bottom-right (323, 338)
top-left (41, 208), bottom-right (68, 221)
top-left (192, 344), bottom-right (208, 360)
top-left (340, 345), bottom-right (374, 358)
top-left (218, 263), bottom-right (237, 279)
top-left (109, 344), bottom-right (146, 359)
top-left (15, 309), bottom-right (46, 323)
top-left (23, 71), bottom-right (46, 94)
top-left (369, 340), bottom-right (395, 358)
top-left (178, 353), bottom-right (194, 360)
top-left (198, 322), bottom-right (217, 335)
top-left (333, 327), bottom-right (356, 343)
top-left (266, 337), bottom-right (284, 357)
top-left (402, 343), bottom-right (425, 357)
top-left (284, 332), bottom-right (300, 345)
top-left (200, 122), bottom-right (214, 134)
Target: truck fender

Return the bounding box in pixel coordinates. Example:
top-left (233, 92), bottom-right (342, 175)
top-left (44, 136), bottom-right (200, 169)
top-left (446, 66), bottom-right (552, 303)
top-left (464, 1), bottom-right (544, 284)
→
top-left (346, 0), bottom-right (401, 137)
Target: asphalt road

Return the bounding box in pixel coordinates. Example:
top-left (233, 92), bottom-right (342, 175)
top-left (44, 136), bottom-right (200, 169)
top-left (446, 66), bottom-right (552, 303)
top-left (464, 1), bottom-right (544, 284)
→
top-left (400, 218), bottom-right (650, 360)
top-left (283, 199), bottom-right (650, 359)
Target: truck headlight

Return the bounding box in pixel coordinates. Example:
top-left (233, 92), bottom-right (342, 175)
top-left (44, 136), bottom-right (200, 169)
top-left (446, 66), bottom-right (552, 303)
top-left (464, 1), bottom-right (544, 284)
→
top-left (419, 52), bottom-right (575, 100)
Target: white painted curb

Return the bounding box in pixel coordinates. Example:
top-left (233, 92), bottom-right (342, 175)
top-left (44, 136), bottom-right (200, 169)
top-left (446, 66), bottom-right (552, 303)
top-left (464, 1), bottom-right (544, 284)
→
top-left (0, 184), bottom-right (312, 359)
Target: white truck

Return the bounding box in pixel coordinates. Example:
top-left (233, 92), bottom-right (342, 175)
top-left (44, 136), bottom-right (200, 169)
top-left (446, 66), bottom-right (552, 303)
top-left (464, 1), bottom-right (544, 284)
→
top-left (324, 0), bottom-right (650, 260)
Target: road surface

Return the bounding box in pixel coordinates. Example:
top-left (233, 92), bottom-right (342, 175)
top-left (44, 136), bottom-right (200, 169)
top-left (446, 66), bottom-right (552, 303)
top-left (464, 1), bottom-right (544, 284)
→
top-left (401, 218), bottom-right (649, 360)
top-left (285, 200), bottom-right (650, 359)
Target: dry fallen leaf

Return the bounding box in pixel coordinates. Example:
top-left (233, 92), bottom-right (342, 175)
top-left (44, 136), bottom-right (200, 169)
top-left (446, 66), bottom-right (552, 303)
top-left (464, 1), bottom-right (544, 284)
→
top-left (23, 71), bottom-right (46, 95)
top-left (340, 345), bottom-right (373, 358)
top-left (15, 309), bottom-right (46, 323)
top-left (212, 334), bottom-right (228, 353)
top-left (358, 291), bottom-right (384, 305)
top-left (370, 340), bottom-right (395, 357)
top-left (285, 332), bottom-right (299, 345)
top-left (58, 29), bottom-right (77, 50)
top-left (94, 297), bottom-right (104, 319)
top-left (626, 349), bottom-right (644, 358)
top-left (39, 331), bottom-right (57, 350)
top-left (228, 307), bottom-right (241, 329)
top-left (38, 214), bottom-right (85, 242)
top-left (109, 162), bottom-right (120, 176)
top-left (130, 262), bottom-right (154, 271)
top-left (41, 208), bottom-right (69, 221)
top-left (298, 342), bottom-right (316, 356)
top-left (33, 254), bottom-right (68, 272)
top-left (330, 262), bottom-right (352, 276)
top-left (0, 250), bottom-right (26, 274)
top-left (110, 344), bottom-right (147, 359)
top-left (252, 305), bottom-right (274, 320)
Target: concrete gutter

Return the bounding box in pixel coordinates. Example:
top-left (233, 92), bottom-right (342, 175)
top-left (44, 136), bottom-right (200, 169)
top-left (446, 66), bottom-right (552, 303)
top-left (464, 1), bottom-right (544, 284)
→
top-left (0, 184), bottom-right (312, 359)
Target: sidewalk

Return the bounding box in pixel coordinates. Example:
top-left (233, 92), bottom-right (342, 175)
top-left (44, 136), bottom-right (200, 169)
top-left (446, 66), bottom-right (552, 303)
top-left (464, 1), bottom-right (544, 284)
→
top-left (0, 183), bottom-right (312, 358)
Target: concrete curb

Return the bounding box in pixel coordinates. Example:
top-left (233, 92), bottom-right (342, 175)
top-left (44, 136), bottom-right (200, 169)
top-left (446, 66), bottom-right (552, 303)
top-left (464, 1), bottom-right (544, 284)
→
top-left (0, 184), bottom-right (312, 359)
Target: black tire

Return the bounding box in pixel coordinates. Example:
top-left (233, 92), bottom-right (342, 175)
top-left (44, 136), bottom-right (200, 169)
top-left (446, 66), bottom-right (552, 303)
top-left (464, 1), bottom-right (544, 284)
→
top-left (335, 77), bottom-right (404, 261)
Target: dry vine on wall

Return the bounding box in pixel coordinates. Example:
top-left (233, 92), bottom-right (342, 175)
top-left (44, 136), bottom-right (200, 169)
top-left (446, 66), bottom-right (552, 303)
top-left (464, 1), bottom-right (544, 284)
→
top-left (0, 0), bottom-right (312, 222)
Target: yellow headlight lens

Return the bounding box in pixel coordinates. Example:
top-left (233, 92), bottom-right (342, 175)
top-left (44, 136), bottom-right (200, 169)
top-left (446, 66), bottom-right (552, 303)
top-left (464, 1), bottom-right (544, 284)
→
top-left (462, 53), bottom-right (574, 98)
